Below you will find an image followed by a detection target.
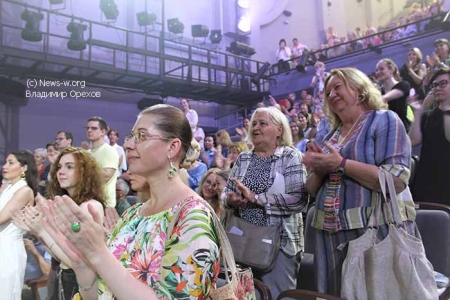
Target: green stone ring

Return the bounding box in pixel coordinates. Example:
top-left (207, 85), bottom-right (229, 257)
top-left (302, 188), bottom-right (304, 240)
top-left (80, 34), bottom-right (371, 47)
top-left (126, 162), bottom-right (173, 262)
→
top-left (71, 221), bottom-right (81, 232)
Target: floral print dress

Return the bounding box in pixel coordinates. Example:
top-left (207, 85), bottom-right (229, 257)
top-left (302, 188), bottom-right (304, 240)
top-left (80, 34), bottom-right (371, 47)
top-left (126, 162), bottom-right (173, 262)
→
top-left (97, 196), bottom-right (220, 299)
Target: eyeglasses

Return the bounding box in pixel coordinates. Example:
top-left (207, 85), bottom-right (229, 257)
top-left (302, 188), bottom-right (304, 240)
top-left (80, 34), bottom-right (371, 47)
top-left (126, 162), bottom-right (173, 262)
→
top-left (124, 132), bottom-right (170, 144)
top-left (85, 126), bottom-right (99, 131)
top-left (430, 80), bottom-right (448, 90)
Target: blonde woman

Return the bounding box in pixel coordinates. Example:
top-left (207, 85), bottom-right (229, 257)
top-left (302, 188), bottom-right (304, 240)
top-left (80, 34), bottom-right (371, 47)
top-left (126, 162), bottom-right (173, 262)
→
top-left (399, 47), bottom-right (427, 100)
top-left (214, 129), bottom-right (233, 168)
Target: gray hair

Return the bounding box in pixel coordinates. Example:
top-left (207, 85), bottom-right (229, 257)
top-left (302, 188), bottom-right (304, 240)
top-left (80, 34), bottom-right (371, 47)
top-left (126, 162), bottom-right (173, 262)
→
top-left (247, 106), bottom-right (293, 147)
top-left (116, 178), bottom-right (130, 195)
top-left (34, 148), bottom-right (47, 160)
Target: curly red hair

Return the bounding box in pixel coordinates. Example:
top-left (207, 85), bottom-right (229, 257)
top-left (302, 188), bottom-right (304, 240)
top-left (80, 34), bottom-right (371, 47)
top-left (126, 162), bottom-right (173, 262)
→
top-left (47, 147), bottom-right (107, 206)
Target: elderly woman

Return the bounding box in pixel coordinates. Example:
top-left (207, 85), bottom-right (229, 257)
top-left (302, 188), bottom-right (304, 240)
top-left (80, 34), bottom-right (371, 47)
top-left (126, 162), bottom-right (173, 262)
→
top-left (303, 67), bottom-right (417, 296)
top-left (34, 148), bottom-right (47, 178)
top-left (222, 106), bottom-right (308, 298)
top-left (37, 105), bottom-right (220, 300)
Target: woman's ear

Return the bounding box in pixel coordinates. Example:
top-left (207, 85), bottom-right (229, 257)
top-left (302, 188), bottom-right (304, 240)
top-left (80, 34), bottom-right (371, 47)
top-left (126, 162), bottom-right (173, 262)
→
top-left (168, 138), bottom-right (182, 158)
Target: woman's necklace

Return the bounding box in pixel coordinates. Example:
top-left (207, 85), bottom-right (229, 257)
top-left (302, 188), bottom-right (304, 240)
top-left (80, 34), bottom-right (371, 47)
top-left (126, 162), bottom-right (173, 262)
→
top-left (338, 111), bottom-right (365, 144)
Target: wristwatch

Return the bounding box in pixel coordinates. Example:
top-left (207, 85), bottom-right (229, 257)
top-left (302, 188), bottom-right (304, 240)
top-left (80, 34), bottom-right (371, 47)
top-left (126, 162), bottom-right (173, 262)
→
top-left (337, 158), bottom-right (347, 175)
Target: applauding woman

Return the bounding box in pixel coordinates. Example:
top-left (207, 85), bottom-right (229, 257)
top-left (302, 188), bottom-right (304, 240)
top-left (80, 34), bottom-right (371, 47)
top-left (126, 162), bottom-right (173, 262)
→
top-left (16, 147), bottom-right (106, 300)
top-left (1, 150), bottom-right (38, 300)
top-left (303, 68), bottom-right (417, 296)
top-left (42, 105), bottom-right (220, 300)
top-left (222, 106), bottom-right (308, 298)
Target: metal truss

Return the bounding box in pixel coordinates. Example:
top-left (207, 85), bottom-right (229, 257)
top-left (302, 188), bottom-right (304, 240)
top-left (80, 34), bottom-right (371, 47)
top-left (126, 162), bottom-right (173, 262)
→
top-left (0, 0), bottom-right (269, 106)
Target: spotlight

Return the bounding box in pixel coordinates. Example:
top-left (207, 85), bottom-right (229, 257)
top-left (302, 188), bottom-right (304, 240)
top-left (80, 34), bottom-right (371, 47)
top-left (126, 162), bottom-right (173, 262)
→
top-left (49, 0), bottom-right (64, 4)
top-left (191, 25), bottom-right (209, 38)
top-left (136, 11), bottom-right (156, 27)
top-left (209, 30), bottom-right (222, 44)
top-left (67, 22), bottom-right (87, 51)
top-left (167, 18), bottom-right (184, 34)
top-left (226, 41), bottom-right (256, 56)
top-left (100, 0), bottom-right (119, 20)
top-left (21, 10), bottom-right (44, 42)
top-left (251, 62), bottom-right (270, 84)
top-left (237, 13), bottom-right (251, 33)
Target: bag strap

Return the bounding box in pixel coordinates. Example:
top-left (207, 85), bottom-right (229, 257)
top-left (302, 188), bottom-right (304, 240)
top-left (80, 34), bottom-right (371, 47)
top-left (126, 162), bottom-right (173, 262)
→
top-left (166, 197), bottom-right (238, 284)
top-left (377, 168), bottom-right (404, 226)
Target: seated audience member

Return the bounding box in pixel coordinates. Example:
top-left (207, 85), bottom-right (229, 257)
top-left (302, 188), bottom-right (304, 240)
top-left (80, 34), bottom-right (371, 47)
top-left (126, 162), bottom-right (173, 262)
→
top-left (34, 148), bottom-right (47, 178)
top-left (404, 11), bottom-right (424, 37)
top-left (298, 111), bottom-right (311, 136)
top-left (327, 38), bottom-right (345, 58)
top-left (303, 67), bottom-right (417, 296)
top-left (199, 134), bottom-right (216, 169)
top-left (39, 143), bottom-right (59, 197)
top-left (399, 47), bottom-right (427, 100)
top-left (222, 106), bottom-right (308, 298)
top-left (36, 105), bottom-right (220, 299)
top-left (115, 178), bottom-right (132, 216)
top-left (311, 61), bottom-right (329, 98)
top-left (185, 139), bottom-right (207, 191)
top-left (409, 68), bottom-right (450, 205)
top-left (345, 31), bottom-right (364, 53)
top-left (291, 38), bottom-right (308, 66)
top-left (425, 2), bottom-right (443, 30)
top-left (197, 168), bottom-right (224, 219)
top-left (224, 141), bottom-right (249, 171)
top-left (108, 129), bottom-right (127, 176)
top-left (314, 113), bottom-right (332, 144)
top-left (376, 58), bottom-right (412, 131)
top-left (275, 38), bottom-right (292, 72)
top-left (280, 97), bottom-right (298, 120)
top-left (23, 236), bottom-right (51, 300)
top-left (363, 27), bottom-right (382, 48)
top-left (290, 120), bottom-right (309, 154)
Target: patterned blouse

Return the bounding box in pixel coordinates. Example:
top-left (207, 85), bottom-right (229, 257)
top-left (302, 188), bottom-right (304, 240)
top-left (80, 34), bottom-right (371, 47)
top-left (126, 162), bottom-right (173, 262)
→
top-left (97, 196), bottom-right (220, 299)
top-left (222, 146), bottom-right (308, 256)
top-left (312, 110), bottom-right (416, 231)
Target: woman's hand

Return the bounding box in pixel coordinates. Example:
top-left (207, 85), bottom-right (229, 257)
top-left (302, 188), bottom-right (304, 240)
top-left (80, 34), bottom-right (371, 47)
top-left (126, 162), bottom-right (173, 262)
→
top-left (20, 205), bottom-right (46, 237)
top-left (226, 192), bottom-right (247, 207)
top-left (303, 142), bottom-right (342, 173)
top-left (104, 206), bottom-right (120, 234)
top-left (230, 178), bottom-right (255, 201)
top-left (50, 195), bottom-right (109, 267)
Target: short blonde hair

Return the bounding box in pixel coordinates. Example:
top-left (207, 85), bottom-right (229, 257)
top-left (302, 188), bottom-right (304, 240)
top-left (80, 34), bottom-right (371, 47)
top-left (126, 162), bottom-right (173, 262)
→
top-left (247, 106), bottom-right (293, 147)
top-left (323, 67), bottom-right (387, 130)
top-left (229, 141), bottom-right (249, 154)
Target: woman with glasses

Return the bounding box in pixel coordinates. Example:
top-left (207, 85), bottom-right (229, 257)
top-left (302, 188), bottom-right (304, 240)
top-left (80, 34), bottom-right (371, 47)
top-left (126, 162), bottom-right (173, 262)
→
top-left (410, 68), bottom-right (450, 205)
top-left (197, 168), bottom-right (224, 219)
top-left (38, 105), bottom-right (220, 300)
top-left (15, 147), bottom-right (106, 300)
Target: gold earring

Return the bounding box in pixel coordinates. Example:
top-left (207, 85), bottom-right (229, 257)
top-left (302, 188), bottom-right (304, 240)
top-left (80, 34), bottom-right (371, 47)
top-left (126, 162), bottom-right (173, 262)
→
top-left (167, 156), bottom-right (177, 179)
top-left (20, 171), bottom-right (26, 179)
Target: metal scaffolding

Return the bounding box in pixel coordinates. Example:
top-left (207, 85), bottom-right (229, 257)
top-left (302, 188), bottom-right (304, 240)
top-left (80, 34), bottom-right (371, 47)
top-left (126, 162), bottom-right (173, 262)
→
top-left (0, 0), bottom-right (269, 106)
